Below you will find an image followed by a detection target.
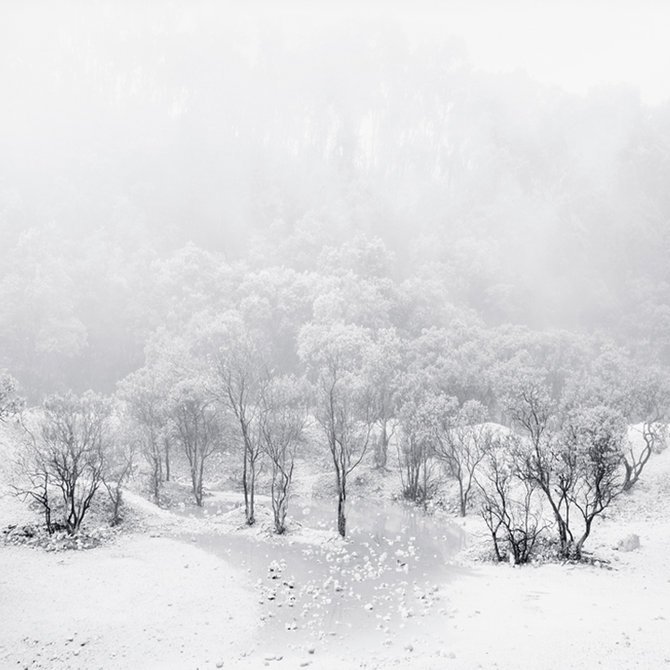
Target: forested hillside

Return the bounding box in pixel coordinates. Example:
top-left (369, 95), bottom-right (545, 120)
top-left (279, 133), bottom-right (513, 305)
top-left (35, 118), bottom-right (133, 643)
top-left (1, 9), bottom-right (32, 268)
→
top-left (2, 4), bottom-right (670, 398)
top-left (3, 5), bottom-right (670, 669)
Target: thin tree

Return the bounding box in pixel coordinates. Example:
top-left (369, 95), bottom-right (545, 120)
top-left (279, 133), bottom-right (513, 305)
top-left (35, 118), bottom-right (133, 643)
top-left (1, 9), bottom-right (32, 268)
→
top-left (170, 379), bottom-right (219, 507)
top-left (259, 376), bottom-right (308, 534)
top-left (299, 323), bottom-right (375, 537)
top-left (213, 348), bottom-right (266, 525)
top-left (397, 396), bottom-right (439, 504)
top-left (502, 374), bottom-right (577, 554)
top-left (365, 329), bottom-right (403, 470)
top-left (117, 368), bottom-right (169, 504)
top-left (561, 405), bottom-right (627, 556)
top-left (434, 400), bottom-right (492, 516)
top-left (102, 421), bottom-right (137, 526)
top-left (622, 367), bottom-right (670, 490)
top-left (12, 417), bottom-right (55, 533)
top-left (203, 313), bottom-right (268, 526)
top-left (319, 365), bottom-right (374, 537)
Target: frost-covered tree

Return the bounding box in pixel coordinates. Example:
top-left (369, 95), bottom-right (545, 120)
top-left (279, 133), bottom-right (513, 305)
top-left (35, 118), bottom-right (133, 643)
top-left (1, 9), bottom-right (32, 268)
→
top-left (169, 377), bottom-right (220, 507)
top-left (202, 311), bottom-right (269, 525)
top-left (396, 392), bottom-right (441, 503)
top-left (434, 399), bottom-right (492, 516)
top-left (477, 435), bottom-right (545, 564)
top-left (259, 376), bottom-right (308, 534)
top-left (103, 416), bottom-right (138, 526)
top-left (622, 365), bottom-right (670, 490)
top-left (499, 370), bottom-right (574, 554)
top-left (0, 371), bottom-right (23, 422)
top-left (117, 366), bottom-right (171, 504)
top-left (364, 329), bottom-right (404, 469)
top-left (299, 322), bottom-right (375, 537)
top-left (564, 351), bottom-right (670, 491)
top-left (19, 392), bottom-right (112, 534)
top-left (560, 405), bottom-right (627, 556)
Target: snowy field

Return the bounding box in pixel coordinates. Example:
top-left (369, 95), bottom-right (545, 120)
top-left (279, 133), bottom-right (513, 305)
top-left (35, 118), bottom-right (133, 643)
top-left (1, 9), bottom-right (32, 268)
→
top-left (1, 448), bottom-right (669, 670)
top-left (4, 4), bottom-right (670, 669)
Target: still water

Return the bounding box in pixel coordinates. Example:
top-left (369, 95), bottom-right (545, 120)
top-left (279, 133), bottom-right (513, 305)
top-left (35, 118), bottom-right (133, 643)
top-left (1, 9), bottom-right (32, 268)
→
top-left (176, 493), bottom-right (467, 653)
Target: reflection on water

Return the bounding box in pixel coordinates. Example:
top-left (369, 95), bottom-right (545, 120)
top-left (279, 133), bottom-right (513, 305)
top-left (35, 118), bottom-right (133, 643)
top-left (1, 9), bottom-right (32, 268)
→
top-left (176, 493), bottom-right (468, 653)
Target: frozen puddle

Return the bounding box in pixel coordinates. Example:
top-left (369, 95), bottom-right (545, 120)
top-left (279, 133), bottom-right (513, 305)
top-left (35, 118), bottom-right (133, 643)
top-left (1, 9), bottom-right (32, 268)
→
top-left (177, 498), bottom-right (468, 654)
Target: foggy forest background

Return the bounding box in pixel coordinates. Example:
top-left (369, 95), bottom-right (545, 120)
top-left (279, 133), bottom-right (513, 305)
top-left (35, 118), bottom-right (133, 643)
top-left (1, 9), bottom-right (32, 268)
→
top-left (2, 3), bottom-right (670, 401)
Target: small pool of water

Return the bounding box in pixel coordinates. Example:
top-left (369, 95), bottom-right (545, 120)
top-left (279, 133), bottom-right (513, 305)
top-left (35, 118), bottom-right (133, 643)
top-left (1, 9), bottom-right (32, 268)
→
top-left (175, 493), bottom-right (468, 654)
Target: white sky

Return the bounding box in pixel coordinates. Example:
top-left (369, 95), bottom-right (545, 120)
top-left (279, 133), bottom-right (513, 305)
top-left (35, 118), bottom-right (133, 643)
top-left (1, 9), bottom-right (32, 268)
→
top-left (401, 0), bottom-right (670, 104)
top-left (270, 0), bottom-right (670, 105)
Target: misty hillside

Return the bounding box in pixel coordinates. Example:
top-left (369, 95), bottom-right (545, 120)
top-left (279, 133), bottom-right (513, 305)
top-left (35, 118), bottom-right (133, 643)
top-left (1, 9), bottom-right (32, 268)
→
top-left (3, 5), bottom-right (670, 670)
top-left (2, 4), bottom-right (670, 396)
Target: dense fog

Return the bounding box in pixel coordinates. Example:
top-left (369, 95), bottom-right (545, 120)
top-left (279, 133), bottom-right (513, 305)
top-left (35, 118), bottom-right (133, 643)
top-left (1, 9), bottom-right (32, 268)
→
top-left (2, 1), bottom-right (670, 398)
top-left (3, 4), bottom-right (670, 669)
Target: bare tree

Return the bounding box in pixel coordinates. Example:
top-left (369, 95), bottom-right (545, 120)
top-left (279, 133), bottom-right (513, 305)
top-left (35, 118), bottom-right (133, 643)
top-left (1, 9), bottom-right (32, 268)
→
top-left (299, 323), bottom-right (375, 537)
top-left (622, 368), bottom-right (670, 491)
top-left (102, 421), bottom-right (138, 526)
top-left (205, 314), bottom-right (268, 526)
top-left (509, 376), bottom-right (628, 559)
top-left (170, 379), bottom-right (220, 507)
top-left (117, 368), bottom-right (169, 504)
top-left (318, 369), bottom-right (374, 537)
top-left (397, 396), bottom-right (439, 504)
top-left (214, 351), bottom-right (266, 525)
top-left (561, 405), bottom-right (627, 556)
top-left (501, 375), bottom-right (577, 554)
top-left (12, 417), bottom-right (56, 533)
top-left (259, 376), bottom-right (308, 534)
top-left (365, 329), bottom-right (403, 470)
top-left (623, 422), bottom-right (667, 491)
top-left (434, 400), bottom-right (492, 516)
top-left (477, 437), bottom-right (545, 564)
top-left (22, 392), bottom-right (111, 535)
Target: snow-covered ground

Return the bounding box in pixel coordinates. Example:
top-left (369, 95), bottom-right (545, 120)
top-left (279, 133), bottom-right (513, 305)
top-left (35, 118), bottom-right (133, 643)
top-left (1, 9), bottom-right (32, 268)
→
top-left (1, 443), bottom-right (669, 669)
top-left (0, 530), bottom-right (257, 669)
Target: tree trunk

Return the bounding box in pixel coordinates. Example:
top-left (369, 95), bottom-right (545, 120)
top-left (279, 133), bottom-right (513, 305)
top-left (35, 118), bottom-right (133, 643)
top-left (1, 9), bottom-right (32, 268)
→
top-left (245, 451), bottom-right (256, 526)
top-left (152, 456), bottom-right (161, 505)
top-left (574, 518), bottom-right (593, 559)
top-left (249, 474), bottom-right (256, 525)
top-left (541, 486), bottom-right (571, 557)
top-left (44, 503), bottom-right (53, 534)
top-left (194, 477), bottom-right (203, 506)
top-left (491, 530), bottom-right (502, 561)
top-left (459, 479), bottom-right (466, 517)
top-left (191, 456), bottom-right (203, 507)
top-left (110, 486), bottom-right (123, 525)
top-left (241, 433), bottom-right (258, 525)
top-left (375, 424), bottom-right (389, 469)
top-left (164, 437), bottom-right (171, 482)
top-left (337, 484), bottom-right (347, 537)
top-left (623, 442), bottom-right (651, 492)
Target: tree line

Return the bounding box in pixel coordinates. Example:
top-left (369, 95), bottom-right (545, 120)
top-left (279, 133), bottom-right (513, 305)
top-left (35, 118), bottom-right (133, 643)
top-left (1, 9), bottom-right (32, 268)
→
top-left (2, 312), bottom-right (667, 559)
